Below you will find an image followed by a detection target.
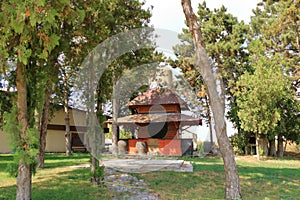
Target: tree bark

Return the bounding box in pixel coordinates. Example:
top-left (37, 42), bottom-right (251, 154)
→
top-left (268, 138), bottom-right (276, 157)
top-left (65, 106), bottom-right (71, 156)
top-left (37, 88), bottom-right (51, 168)
top-left (16, 62), bottom-right (32, 200)
top-left (91, 155), bottom-right (98, 174)
top-left (277, 134), bottom-right (284, 157)
top-left (255, 132), bottom-right (260, 160)
top-left (64, 79), bottom-right (71, 156)
top-left (205, 96), bottom-right (214, 152)
top-left (88, 54), bottom-right (102, 184)
top-left (181, 1), bottom-right (242, 199)
top-left (112, 77), bottom-right (119, 155)
top-left (260, 137), bottom-right (269, 156)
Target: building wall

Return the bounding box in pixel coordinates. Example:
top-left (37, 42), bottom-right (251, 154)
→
top-left (46, 108), bottom-right (87, 152)
top-left (0, 108), bottom-right (87, 154)
top-left (0, 130), bottom-right (11, 153)
top-left (49, 108), bottom-right (87, 126)
top-left (45, 130), bottom-right (66, 152)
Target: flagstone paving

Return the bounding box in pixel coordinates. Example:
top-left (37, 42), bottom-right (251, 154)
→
top-left (104, 168), bottom-right (159, 200)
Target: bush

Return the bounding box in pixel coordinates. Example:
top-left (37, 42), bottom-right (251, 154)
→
top-left (197, 141), bottom-right (204, 157)
top-left (230, 132), bottom-right (250, 155)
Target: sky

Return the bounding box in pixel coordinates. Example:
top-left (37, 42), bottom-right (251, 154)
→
top-left (143, 0), bottom-right (261, 33)
top-left (142, 0), bottom-right (261, 140)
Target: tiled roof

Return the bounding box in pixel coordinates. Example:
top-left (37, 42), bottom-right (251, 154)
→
top-left (129, 87), bottom-right (187, 109)
top-left (116, 113), bottom-right (201, 126)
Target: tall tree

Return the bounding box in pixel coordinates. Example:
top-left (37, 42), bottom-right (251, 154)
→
top-left (36, 86), bottom-right (51, 168)
top-left (247, 0), bottom-right (300, 157)
top-left (181, 0), bottom-right (242, 199)
top-left (37, 52), bottom-right (61, 168)
top-left (235, 42), bottom-right (296, 159)
top-left (68, 0), bottom-right (153, 176)
top-left (173, 1), bottom-right (249, 140)
top-left (93, 0), bottom-right (153, 154)
top-left (0, 1), bottom-right (82, 199)
top-left (57, 64), bottom-right (74, 157)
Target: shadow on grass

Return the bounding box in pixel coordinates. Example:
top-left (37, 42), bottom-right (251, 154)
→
top-left (1, 154), bottom-right (299, 199)
top-left (0, 185), bottom-right (16, 200)
top-left (0, 167), bottom-right (111, 200)
top-left (43, 153), bottom-right (89, 169)
top-left (44, 153), bottom-right (89, 161)
top-left (0, 155), bottom-right (14, 173)
top-left (141, 156), bottom-right (300, 199)
top-left (0, 153), bottom-right (90, 171)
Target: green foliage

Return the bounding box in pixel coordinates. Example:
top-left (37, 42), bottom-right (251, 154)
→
top-left (230, 132), bottom-right (250, 155)
top-left (119, 128), bottom-right (132, 139)
top-left (93, 165), bottom-right (105, 181)
top-left (172, 2), bottom-right (250, 128)
top-left (230, 0), bottom-right (300, 146)
top-left (89, 156), bottom-right (105, 185)
top-left (197, 141), bottom-right (204, 157)
top-left (3, 105), bottom-right (19, 152)
top-left (258, 147), bottom-right (264, 157)
top-left (3, 105), bottom-right (38, 177)
top-left (235, 40), bottom-right (299, 142)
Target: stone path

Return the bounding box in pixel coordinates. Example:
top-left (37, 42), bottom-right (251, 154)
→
top-left (104, 168), bottom-right (160, 200)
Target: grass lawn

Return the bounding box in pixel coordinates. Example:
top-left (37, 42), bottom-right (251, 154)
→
top-left (140, 156), bottom-right (300, 200)
top-left (0, 153), bottom-right (111, 200)
top-left (0, 154), bottom-right (299, 200)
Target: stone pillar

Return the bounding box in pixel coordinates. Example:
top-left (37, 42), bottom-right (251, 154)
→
top-left (136, 142), bottom-right (147, 155)
top-left (118, 140), bottom-right (127, 155)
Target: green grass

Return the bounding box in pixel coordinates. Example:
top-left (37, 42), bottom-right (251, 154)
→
top-left (0, 154), bottom-right (299, 200)
top-left (0, 153), bottom-right (111, 200)
top-left (140, 156), bottom-right (300, 200)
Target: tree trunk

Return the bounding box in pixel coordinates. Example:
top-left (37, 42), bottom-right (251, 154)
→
top-left (37, 88), bottom-right (51, 168)
top-left (205, 96), bottom-right (214, 152)
top-left (88, 55), bottom-right (102, 184)
top-left (284, 140), bottom-right (288, 153)
top-left (65, 106), bottom-right (71, 156)
top-left (112, 78), bottom-right (119, 155)
top-left (255, 132), bottom-right (260, 160)
top-left (16, 62), bottom-right (32, 200)
top-left (16, 164), bottom-right (32, 200)
top-left (277, 134), bottom-right (284, 157)
top-left (181, 1), bottom-right (242, 199)
top-left (90, 155), bottom-right (100, 184)
top-left (260, 137), bottom-right (269, 156)
top-left (64, 79), bottom-right (71, 156)
top-left (268, 138), bottom-right (276, 157)
top-left (91, 155), bottom-right (98, 175)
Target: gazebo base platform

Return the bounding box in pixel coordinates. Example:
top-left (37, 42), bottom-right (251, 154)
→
top-left (121, 138), bottom-right (193, 156)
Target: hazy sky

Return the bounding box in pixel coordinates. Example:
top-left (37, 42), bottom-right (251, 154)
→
top-left (143, 0), bottom-right (260, 33)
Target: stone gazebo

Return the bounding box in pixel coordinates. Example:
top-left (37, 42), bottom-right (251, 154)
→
top-left (117, 87), bottom-right (201, 156)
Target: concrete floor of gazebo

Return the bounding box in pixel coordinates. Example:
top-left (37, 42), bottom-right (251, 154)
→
top-left (99, 159), bottom-right (193, 173)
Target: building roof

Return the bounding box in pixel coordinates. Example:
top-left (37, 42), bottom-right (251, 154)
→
top-left (116, 113), bottom-right (201, 126)
top-left (129, 87), bottom-right (188, 109)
